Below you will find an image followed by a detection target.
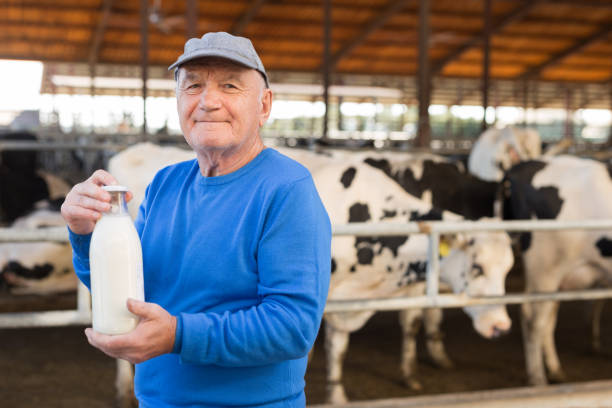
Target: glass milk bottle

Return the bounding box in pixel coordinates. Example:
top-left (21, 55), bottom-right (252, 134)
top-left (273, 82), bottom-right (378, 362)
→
top-left (89, 185), bottom-right (144, 335)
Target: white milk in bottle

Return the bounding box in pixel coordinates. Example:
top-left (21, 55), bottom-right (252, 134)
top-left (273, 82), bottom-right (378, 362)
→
top-left (89, 185), bottom-right (144, 335)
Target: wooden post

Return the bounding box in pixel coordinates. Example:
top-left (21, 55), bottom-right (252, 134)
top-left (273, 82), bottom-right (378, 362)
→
top-left (416, 0), bottom-right (431, 148)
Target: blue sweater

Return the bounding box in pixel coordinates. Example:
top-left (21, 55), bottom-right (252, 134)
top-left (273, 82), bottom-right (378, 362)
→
top-left (69, 148), bottom-right (332, 407)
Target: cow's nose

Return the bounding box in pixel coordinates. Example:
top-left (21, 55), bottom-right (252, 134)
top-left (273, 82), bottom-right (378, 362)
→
top-left (491, 325), bottom-right (511, 338)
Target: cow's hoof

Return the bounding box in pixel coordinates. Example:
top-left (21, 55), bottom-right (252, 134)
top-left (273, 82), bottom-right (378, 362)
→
top-left (548, 369), bottom-right (567, 384)
top-left (404, 377), bottom-right (423, 391)
top-left (326, 384), bottom-right (348, 404)
top-left (431, 356), bottom-right (454, 369)
top-left (527, 375), bottom-right (548, 387)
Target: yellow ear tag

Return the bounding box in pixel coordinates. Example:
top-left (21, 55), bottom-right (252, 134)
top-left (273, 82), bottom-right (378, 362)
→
top-left (439, 241), bottom-right (450, 258)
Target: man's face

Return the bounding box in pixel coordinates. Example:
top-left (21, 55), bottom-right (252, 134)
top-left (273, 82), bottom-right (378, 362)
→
top-left (176, 59), bottom-right (271, 155)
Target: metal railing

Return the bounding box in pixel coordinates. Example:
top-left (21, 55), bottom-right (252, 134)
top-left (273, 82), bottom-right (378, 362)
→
top-left (0, 141), bottom-right (129, 152)
top-left (0, 227), bottom-right (91, 328)
top-left (1, 219), bottom-right (612, 327)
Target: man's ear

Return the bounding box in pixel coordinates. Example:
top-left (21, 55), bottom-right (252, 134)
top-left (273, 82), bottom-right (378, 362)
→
top-left (259, 88), bottom-right (273, 127)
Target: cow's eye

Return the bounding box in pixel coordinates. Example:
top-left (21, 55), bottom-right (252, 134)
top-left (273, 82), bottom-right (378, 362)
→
top-left (470, 263), bottom-right (484, 278)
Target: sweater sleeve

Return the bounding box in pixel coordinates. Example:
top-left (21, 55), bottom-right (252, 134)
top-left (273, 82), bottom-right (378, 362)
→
top-left (175, 176), bottom-right (332, 367)
top-left (68, 228), bottom-right (93, 289)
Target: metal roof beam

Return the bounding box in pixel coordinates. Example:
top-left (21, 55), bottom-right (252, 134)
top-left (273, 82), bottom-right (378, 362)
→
top-left (231, 0), bottom-right (268, 36)
top-left (89, 0), bottom-right (114, 67)
top-left (431, 0), bottom-right (543, 75)
top-left (518, 0), bottom-right (612, 7)
top-left (325, 0), bottom-right (411, 70)
top-left (519, 24), bottom-right (612, 80)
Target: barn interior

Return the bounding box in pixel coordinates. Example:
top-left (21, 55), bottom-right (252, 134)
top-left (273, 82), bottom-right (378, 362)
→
top-left (2, 0), bottom-right (612, 151)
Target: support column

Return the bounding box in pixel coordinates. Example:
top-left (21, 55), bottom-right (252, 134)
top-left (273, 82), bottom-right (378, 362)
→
top-left (522, 79), bottom-right (529, 127)
top-left (337, 96), bottom-right (344, 131)
top-left (89, 63), bottom-right (96, 134)
top-left (140, 0), bottom-right (149, 137)
top-left (608, 82), bottom-right (612, 147)
top-left (532, 81), bottom-right (539, 127)
top-left (321, 0), bottom-right (332, 144)
top-left (493, 83), bottom-right (499, 126)
top-left (445, 105), bottom-right (452, 139)
top-left (416, 0), bottom-right (431, 148)
top-left (481, 0), bottom-right (491, 132)
top-left (187, 0), bottom-right (197, 39)
top-left (564, 86), bottom-right (573, 140)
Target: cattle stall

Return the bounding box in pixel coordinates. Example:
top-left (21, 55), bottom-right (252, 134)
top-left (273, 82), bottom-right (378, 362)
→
top-left (2, 219), bottom-right (612, 407)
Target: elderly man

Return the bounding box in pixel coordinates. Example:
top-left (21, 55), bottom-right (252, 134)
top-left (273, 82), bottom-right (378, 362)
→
top-left (61, 32), bottom-right (331, 407)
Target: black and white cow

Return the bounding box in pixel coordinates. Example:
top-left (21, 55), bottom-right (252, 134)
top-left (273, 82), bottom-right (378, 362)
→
top-left (466, 127), bottom-right (606, 355)
top-left (0, 132), bottom-right (73, 293)
top-left (350, 150), bottom-right (499, 221)
top-left (309, 160), bottom-right (513, 403)
top-left (500, 155), bottom-right (612, 386)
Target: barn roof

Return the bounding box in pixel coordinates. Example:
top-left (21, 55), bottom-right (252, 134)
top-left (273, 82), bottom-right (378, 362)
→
top-left (3, 0), bottom-right (612, 108)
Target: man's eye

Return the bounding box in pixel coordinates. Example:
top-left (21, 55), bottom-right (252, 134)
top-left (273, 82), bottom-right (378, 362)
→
top-left (223, 83), bottom-right (237, 89)
top-left (183, 84), bottom-right (201, 94)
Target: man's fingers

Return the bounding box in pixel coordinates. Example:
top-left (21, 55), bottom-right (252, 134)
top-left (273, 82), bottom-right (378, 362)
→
top-left (85, 329), bottom-right (123, 360)
top-left (77, 194), bottom-right (111, 212)
top-left (62, 204), bottom-right (102, 222)
top-left (85, 327), bottom-right (114, 348)
top-left (74, 181), bottom-right (111, 202)
top-left (85, 327), bottom-right (131, 351)
top-left (89, 169), bottom-right (118, 187)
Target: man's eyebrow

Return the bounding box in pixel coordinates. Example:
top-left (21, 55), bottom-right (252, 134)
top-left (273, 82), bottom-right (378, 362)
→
top-left (180, 71), bottom-right (200, 84)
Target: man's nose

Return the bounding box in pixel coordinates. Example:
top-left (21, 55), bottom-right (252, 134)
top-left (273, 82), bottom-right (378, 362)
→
top-left (198, 87), bottom-right (221, 111)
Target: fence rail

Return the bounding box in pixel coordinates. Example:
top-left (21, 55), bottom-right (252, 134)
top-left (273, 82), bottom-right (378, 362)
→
top-left (1, 218), bottom-right (611, 326)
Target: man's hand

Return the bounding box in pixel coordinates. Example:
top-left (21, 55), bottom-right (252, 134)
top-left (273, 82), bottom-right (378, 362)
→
top-left (85, 299), bottom-right (177, 364)
top-left (61, 169), bottom-right (133, 235)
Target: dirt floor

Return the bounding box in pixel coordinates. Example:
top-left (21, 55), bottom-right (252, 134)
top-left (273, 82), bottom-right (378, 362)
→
top-left (1, 293), bottom-right (612, 408)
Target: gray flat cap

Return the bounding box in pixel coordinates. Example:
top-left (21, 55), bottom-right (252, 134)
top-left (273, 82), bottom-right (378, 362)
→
top-left (169, 32), bottom-right (268, 87)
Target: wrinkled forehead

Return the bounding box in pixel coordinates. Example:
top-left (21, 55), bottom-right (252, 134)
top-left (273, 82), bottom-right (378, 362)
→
top-left (177, 57), bottom-right (255, 83)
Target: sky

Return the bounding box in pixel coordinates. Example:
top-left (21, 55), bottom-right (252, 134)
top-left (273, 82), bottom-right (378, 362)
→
top-left (2, 59), bottom-right (611, 136)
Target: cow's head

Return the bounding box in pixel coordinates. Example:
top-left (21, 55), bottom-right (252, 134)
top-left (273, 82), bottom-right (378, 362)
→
top-left (440, 230), bottom-right (514, 339)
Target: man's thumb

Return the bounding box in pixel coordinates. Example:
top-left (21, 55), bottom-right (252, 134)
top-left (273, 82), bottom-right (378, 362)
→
top-left (127, 298), bottom-right (154, 318)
